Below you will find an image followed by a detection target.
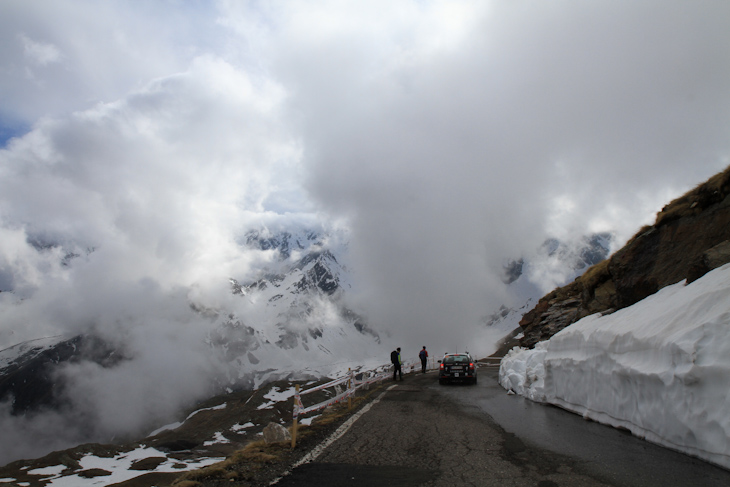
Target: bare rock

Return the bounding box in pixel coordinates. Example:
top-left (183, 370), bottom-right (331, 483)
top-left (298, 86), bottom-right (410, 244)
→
top-left (263, 422), bottom-right (291, 444)
top-left (687, 240), bottom-right (730, 283)
top-left (519, 165), bottom-right (730, 348)
top-left (130, 457), bottom-right (167, 470)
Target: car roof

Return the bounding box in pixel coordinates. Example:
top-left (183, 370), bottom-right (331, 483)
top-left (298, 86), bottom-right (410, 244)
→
top-left (443, 353), bottom-right (472, 358)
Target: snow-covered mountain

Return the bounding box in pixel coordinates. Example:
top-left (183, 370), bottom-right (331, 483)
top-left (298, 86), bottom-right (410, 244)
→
top-left (208, 227), bottom-right (383, 388)
top-left (0, 226), bottom-right (614, 400)
top-left (502, 232), bottom-right (612, 286)
top-left (0, 224), bottom-right (615, 466)
top-left (484, 232), bottom-right (613, 344)
top-left (0, 225), bottom-right (391, 465)
top-left (1, 226), bottom-right (384, 408)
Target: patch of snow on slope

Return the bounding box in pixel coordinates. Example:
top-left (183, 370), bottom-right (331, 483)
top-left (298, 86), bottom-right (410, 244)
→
top-left (0, 336), bottom-right (66, 369)
top-left (27, 465), bottom-right (65, 476)
top-left (500, 263), bottom-right (730, 469)
top-left (149, 403), bottom-right (227, 436)
top-left (37, 446), bottom-right (223, 487)
top-left (231, 422), bottom-right (255, 432)
top-left (257, 385), bottom-right (297, 410)
top-left (204, 432), bottom-right (231, 446)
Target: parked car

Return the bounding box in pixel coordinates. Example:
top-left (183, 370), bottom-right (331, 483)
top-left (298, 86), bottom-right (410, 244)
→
top-left (438, 353), bottom-right (477, 385)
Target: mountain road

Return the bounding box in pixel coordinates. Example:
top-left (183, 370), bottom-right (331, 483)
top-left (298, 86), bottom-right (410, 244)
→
top-left (273, 367), bottom-right (730, 487)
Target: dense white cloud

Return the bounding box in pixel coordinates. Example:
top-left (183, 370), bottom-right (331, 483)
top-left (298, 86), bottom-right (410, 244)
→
top-left (0, 0), bottom-right (222, 124)
top-left (0, 0), bottom-right (729, 463)
top-left (19, 34), bottom-right (63, 66)
top-left (242, 0), bottom-right (730, 340)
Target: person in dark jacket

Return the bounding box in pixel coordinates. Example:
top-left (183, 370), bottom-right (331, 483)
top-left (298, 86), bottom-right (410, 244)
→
top-left (419, 346), bottom-right (429, 373)
top-left (391, 347), bottom-right (402, 381)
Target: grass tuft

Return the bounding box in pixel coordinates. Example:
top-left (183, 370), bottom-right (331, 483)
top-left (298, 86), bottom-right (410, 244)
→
top-left (655, 165), bottom-right (730, 227)
top-left (579, 259), bottom-right (610, 291)
top-left (171, 440), bottom-right (283, 486)
top-left (171, 383), bottom-right (386, 486)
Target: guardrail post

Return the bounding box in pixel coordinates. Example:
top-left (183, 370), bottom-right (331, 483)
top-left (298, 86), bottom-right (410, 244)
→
top-left (347, 368), bottom-right (352, 410)
top-left (291, 384), bottom-right (299, 448)
top-left (290, 362), bottom-right (391, 446)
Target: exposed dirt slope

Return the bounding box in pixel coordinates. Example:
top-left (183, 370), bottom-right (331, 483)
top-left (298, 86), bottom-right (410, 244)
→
top-left (0, 378), bottom-right (374, 487)
top-left (519, 165), bottom-right (730, 348)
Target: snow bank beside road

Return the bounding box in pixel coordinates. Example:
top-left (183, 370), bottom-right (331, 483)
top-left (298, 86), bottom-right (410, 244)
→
top-left (500, 264), bottom-right (730, 470)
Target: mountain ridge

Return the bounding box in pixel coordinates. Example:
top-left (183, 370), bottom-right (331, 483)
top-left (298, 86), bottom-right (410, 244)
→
top-left (518, 165), bottom-right (730, 348)
top-left (0, 223), bottom-right (612, 468)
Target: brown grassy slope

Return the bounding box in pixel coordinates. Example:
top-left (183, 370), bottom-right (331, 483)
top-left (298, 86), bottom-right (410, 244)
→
top-left (519, 165), bottom-right (730, 349)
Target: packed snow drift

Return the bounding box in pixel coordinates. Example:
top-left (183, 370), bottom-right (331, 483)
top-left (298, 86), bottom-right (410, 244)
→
top-left (500, 263), bottom-right (730, 470)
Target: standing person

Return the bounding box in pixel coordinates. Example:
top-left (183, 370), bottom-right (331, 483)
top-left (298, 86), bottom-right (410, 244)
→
top-left (391, 347), bottom-right (403, 381)
top-left (419, 346), bottom-right (429, 373)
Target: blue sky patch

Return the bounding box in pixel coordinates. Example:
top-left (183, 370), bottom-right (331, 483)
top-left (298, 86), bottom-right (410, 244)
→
top-left (0, 120), bottom-right (30, 148)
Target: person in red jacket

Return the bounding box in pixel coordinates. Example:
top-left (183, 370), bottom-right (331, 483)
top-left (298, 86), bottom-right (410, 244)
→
top-left (419, 346), bottom-right (429, 373)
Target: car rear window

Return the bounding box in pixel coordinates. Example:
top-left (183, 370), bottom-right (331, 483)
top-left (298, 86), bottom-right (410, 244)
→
top-left (443, 355), bottom-right (470, 364)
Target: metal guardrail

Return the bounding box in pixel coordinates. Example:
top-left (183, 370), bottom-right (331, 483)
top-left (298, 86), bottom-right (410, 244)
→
top-left (291, 366), bottom-right (391, 447)
top-left (478, 357), bottom-right (503, 368)
top-left (289, 355), bottom-right (473, 446)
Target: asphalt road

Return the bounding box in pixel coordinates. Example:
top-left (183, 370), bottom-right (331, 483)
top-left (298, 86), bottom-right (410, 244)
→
top-left (275, 368), bottom-right (730, 487)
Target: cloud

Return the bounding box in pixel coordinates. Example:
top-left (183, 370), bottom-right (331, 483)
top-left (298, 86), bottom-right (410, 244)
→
top-left (0, 0), bottom-right (220, 128)
top-left (0, 29), bottom-right (316, 458)
top-left (1, 55), bottom-right (300, 284)
top-left (0, 0), bottom-right (729, 463)
top-left (231, 0), bottom-right (730, 346)
top-left (19, 34), bottom-right (63, 66)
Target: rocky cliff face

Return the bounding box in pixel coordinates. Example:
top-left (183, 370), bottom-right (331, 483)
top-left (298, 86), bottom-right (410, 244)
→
top-left (519, 165), bottom-right (730, 348)
top-left (0, 335), bottom-right (122, 415)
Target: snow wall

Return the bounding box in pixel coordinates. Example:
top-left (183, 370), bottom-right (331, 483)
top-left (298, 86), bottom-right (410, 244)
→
top-left (499, 263), bottom-right (730, 470)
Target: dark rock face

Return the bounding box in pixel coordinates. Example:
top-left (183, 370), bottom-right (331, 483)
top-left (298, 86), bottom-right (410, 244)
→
top-left (243, 230), bottom-right (320, 260)
top-left (686, 240), bottom-right (730, 284)
top-left (519, 166), bottom-right (730, 349)
top-left (580, 233), bottom-right (613, 268)
top-left (297, 254), bottom-right (339, 295)
top-left (502, 259), bottom-right (524, 284)
top-left (0, 335), bottom-right (122, 415)
top-left (502, 234), bottom-right (612, 285)
top-left (609, 209), bottom-right (730, 308)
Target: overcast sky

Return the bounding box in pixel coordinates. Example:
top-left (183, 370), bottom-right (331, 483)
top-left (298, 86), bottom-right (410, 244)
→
top-left (1, 0), bottom-right (730, 361)
top-left (0, 0), bottom-right (729, 461)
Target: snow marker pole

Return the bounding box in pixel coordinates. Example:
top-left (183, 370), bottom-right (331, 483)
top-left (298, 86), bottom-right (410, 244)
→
top-left (292, 384), bottom-right (300, 448)
top-left (347, 368), bottom-right (352, 410)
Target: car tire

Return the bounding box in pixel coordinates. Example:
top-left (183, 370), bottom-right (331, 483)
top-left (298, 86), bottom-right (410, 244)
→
top-left (439, 379), bottom-right (446, 385)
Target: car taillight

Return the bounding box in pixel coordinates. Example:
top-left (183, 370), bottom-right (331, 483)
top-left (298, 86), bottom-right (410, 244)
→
top-left (440, 363), bottom-right (445, 370)
top-left (469, 363), bottom-right (474, 369)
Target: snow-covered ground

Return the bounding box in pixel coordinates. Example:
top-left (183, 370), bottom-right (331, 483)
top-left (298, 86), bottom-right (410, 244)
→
top-left (0, 368), bottom-right (389, 486)
top-left (257, 384), bottom-right (299, 410)
top-left (0, 447), bottom-right (223, 487)
top-left (500, 263), bottom-right (730, 470)
top-left (149, 403), bottom-right (228, 436)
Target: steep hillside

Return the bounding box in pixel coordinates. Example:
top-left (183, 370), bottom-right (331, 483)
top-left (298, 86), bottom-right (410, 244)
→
top-left (519, 165), bottom-right (730, 348)
top-left (0, 227), bottom-right (389, 466)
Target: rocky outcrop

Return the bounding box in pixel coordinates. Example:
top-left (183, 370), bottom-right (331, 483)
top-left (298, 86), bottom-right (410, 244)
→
top-left (519, 165), bottom-right (730, 349)
top-left (0, 335), bottom-right (122, 414)
top-left (687, 240), bottom-right (730, 284)
top-left (263, 422), bottom-right (291, 443)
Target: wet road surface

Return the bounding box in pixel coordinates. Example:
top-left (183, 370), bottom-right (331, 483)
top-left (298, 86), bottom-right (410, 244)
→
top-left (275, 368), bottom-right (730, 487)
